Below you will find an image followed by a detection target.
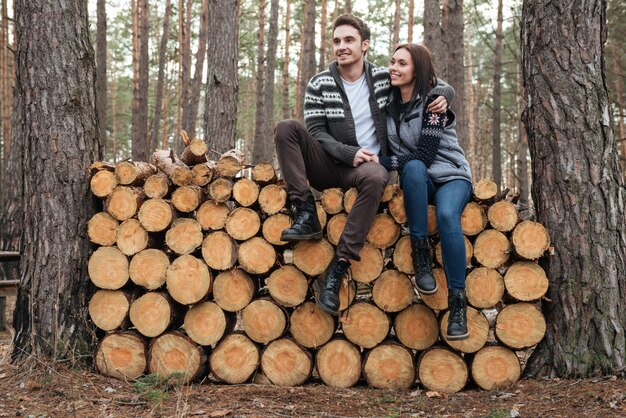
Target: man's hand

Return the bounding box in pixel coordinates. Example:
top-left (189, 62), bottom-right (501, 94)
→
top-left (427, 95), bottom-right (448, 113)
top-left (353, 148), bottom-right (379, 167)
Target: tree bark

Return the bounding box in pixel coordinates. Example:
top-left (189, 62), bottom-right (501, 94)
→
top-left (0, 0), bottom-right (10, 162)
top-left (391, 0), bottom-right (401, 52)
top-left (407, 0), bottom-right (415, 43)
top-left (177, 0), bottom-right (192, 153)
top-left (319, 0), bottom-right (327, 71)
top-left (204, 0), bottom-right (239, 154)
top-left (296, 0), bottom-right (316, 120)
top-left (12, 0), bottom-right (101, 360)
top-left (150, 0), bottom-right (172, 153)
top-left (132, 0), bottom-right (149, 161)
top-left (521, 0), bottom-right (626, 377)
top-left (491, 0), bottom-right (503, 193)
top-left (281, 0), bottom-right (291, 120)
top-left (252, 0), bottom-right (267, 163)
top-left (96, 0), bottom-right (107, 156)
top-left (423, 0), bottom-right (443, 67)
top-left (186, 0), bottom-right (209, 139)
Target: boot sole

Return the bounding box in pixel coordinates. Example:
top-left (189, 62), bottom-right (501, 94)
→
top-left (414, 283), bottom-right (438, 295)
top-left (312, 279), bottom-right (340, 317)
top-left (280, 230), bottom-right (323, 241)
top-left (446, 332), bottom-right (469, 341)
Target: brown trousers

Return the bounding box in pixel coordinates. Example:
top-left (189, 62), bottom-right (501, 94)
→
top-left (274, 120), bottom-right (388, 261)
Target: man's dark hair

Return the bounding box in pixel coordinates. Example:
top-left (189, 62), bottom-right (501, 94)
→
top-left (332, 14), bottom-right (371, 43)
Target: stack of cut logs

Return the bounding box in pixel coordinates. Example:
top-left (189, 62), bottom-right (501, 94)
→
top-left (89, 135), bottom-right (550, 393)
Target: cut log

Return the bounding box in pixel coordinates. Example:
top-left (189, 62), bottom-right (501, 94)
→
top-left (440, 306), bottom-right (490, 353)
top-left (420, 268), bottom-right (449, 310)
top-left (363, 341), bottom-right (415, 390)
top-left (289, 301), bottom-right (336, 349)
top-left (90, 161), bottom-right (116, 174)
top-left (242, 298), bottom-right (288, 344)
top-left (233, 178), bottom-right (260, 207)
top-left (184, 301), bottom-right (236, 346)
top-left (171, 185), bottom-right (203, 212)
top-left (392, 236), bottom-right (414, 275)
top-left (367, 214), bottom-right (400, 249)
top-left (380, 184), bottom-right (395, 202)
top-left (129, 292), bottom-right (179, 338)
top-left (88, 212), bottom-right (119, 246)
top-left (238, 237), bottom-right (276, 274)
top-left (115, 161), bottom-right (157, 186)
top-left (180, 137), bottom-right (208, 166)
top-left (266, 265), bottom-right (308, 307)
top-left (252, 162), bottom-right (277, 184)
top-left (143, 173), bottom-right (171, 199)
top-left (138, 198), bottom-right (175, 232)
top-left (343, 188), bottom-right (357, 214)
top-left (116, 219), bottom-right (149, 256)
top-left (473, 229), bottom-right (510, 268)
top-left (166, 255), bottom-right (212, 305)
top-left (261, 338), bottom-right (313, 386)
top-left (258, 184), bottom-right (287, 215)
top-left (165, 218), bottom-right (203, 255)
top-left (339, 279), bottom-right (357, 311)
top-left (196, 200), bottom-right (230, 231)
top-left (471, 345), bottom-right (521, 390)
top-left (372, 270), bottom-right (414, 313)
top-left (321, 188), bottom-right (344, 214)
top-left (201, 231), bottom-right (238, 270)
top-left (148, 331), bottom-right (206, 383)
top-left (427, 205), bottom-right (438, 235)
top-left (91, 170), bottom-right (117, 198)
top-left (215, 149), bottom-right (244, 177)
top-left (88, 246), bottom-right (129, 290)
top-left (209, 333), bottom-right (260, 384)
top-left (473, 179), bottom-right (498, 201)
top-left (293, 239), bottom-right (334, 276)
top-left (504, 262), bottom-right (549, 301)
top-left (435, 235), bottom-right (473, 267)
top-left (95, 332), bottom-right (147, 380)
top-left (326, 213), bottom-right (347, 246)
top-left (213, 268), bottom-right (256, 312)
top-left (394, 304), bottom-right (439, 350)
top-left (511, 220), bottom-right (551, 260)
top-left (316, 202), bottom-right (328, 229)
top-left (225, 207), bottom-right (261, 241)
top-left (152, 149), bottom-right (192, 186)
top-left (262, 214), bottom-right (290, 246)
top-left (191, 162), bottom-right (214, 187)
top-left (487, 200), bottom-right (519, 232)
top-left (466, 267), bottom-right (505, 309)
top-left (208, 178), bottom-right (233, 203)
top-left (315, 338), bottom-right (361, 388)
top-left (350, 243), bottom-right (384, 283)
top-left (461, 202), bottom-right (487, 236)
top-left (417, 347), bottom-right (468, 394)
top-left (89, 289), bottom-right (131, 331)
top-left (106, 186), bottom-right (144, 221)
top-left (341, 302), bottom-right (390, 349)
top-left (495, 303), bottom-right (546, 349)
top-left (129, 249), bottom-right (170, 290)
top-left (388, 190), bottom-right (406, 224)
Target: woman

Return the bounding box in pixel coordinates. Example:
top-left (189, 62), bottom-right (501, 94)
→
top-left (379, 44), bottom-right (472, 341)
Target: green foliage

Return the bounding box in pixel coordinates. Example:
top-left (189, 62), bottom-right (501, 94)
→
top-left (133, 372), bottom-right (185, 407)
top-left (484, 408), bottom-right (511, 418)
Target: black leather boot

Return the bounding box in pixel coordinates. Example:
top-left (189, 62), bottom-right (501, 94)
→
top-left (312, 256), bottom-right (350, 316)
top-left (447, 289), bottom-right (469, 341)
top-left (280, 193), bottom-right (322, 241)
top-left (411, 238), bottom-right (438, 295)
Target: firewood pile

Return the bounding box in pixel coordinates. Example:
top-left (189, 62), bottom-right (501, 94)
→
top-left (88, 135), bottom-right (551, 393)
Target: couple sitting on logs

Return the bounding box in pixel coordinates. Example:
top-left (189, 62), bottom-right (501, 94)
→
top-left (275, 14), bottom-right (472, 341)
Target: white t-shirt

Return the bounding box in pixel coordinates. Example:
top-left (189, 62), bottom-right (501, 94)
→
top-left (342, 73), bottom-right (380, 155)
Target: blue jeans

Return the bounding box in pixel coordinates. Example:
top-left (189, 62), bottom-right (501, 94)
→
top-left (400, 160), bottom-right (471, 290)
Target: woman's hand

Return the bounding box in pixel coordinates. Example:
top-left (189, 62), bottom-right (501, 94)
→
top-left (427, 95), bottom-right (448, 113)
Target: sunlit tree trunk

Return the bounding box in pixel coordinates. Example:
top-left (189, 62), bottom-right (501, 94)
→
top-left (151, 0), bottom-right (172, 152)
top-left (186, 0), bottom-right (209, 139)
top-left (131, 0), bottom-right (149, 161)
top-left (96, 0), bottom-right (107, 157)
top-left (491, 0), bottom-right (503, 192)
top-left (281, 0), bottom-right (291, 120)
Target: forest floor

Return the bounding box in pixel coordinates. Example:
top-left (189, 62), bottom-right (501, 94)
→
top-left (0, 292), bottom-right (625, 418)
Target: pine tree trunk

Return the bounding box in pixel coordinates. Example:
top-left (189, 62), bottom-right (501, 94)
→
top-left (407, 0), bottom-right (415, 43)
top-left (252, 0), bottom-right (267, 163)
top-left (318, 0), bottom-right (327, 71)
top-left (391, 0), bottom-right (401, 52)
top-left (295, 0), bottom-right (316, 120)
top-left (178, 0), bottom-right (192, 153)
top-left (185, 0), bottom-right (209, 139)
top-left (96, 0), bottom-right (107, 155)
top-left (204, 0), bottom-right (239, 153)
top-left (423, 0), bottom-right (443, 67)
top-left (281, 0), bottom-right (291, 120)
top-left (150, 0), bottom-right (172, 153)
top-left (132, 0), bottom-right (149, 161)
top-left (491, 0), bottom-right (503, 192)
top-left (12, 0), bottom-right (101, 360)
top-left (521, 0), bottom-right (626, 377)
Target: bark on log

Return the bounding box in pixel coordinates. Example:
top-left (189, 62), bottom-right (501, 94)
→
top-left (289, 301), bottom-right (336, 348)
top-left (95, 331), bottom-right (147, 380)
top-left (326, 213), bottom-right (347, 246)
top-left (171, 185), bottom-right (203, 213)
top-left (321, 188), bottom-right (344, 214)
top-left (394, 303), bottom-right (438, 350)
top-left (166, 255), bottom-right (212, 305)
top-left (184, 301), bottom-right (236, 346)
top-left (106, 186), bottom-right (145, 221)
top-left (225, 207), bottom-right (261, 241)
top-left (196, 200), bottom-right (230, 231)
top-left (460, 202), bottom-right (488, 236)
top-left (258, 184), bottom-right (287, 215)
top-left (215, 149), bottom-right (244, 177)
top-left (191, 162), bottom-right (214, 187)
top-left (262, 214), bottom-right (290, 246)
top-left (293, 239), bottom-right (334, 276)
top-left (392, 236), bottom-right (414, 275)
top-left (503, 262), bottom-right (549, 301)
top-left (371, 270), bottom-right (414, 313)
top-left (201, 231), bottom-right (238, 270)
top-left (350, 243), bottom-right (384, 283)
top-left (89, 289), bottom-right (132, 331)
top-left (367, 214), bottom-right (400, 249)
top-left (252, 162), bottom-right (277, 184)
top-left (471, 345), bottom-right (521, 390)
top-left (495, 303), bottom-right (546, 349)
top-left (208, 178), bottom-right (233, 203)
top-left (165, 218), bottom-right (203, 255)
top-left (417, 347), bottom-right (468, 393)
top-left (511, 220), bottom-right (551, 260)
top-left (90, 161), bottom-right (116, 174)
top-left (420, 268), bottom-right (448, 310)
top-left (116, 219), bottom-right (149, 256)
top-left (232, 178), bottom-right (260, 207)
top-left (261, 338), bottom-right (313, 386)
top-left (209, 333), bottom-right (260, 384)
top-left (473, 229), bottom-right (510, 269)
top-left (363, 341), bottom-right (415, 390)
top-left (266, 265), bottom-right (308, 307)
top-left (143, 173), bottom-right (171, 199)
top-left (242, 298), bottom-right (288, 344)
top-left (129, 249), bottom-right (170, 290)
top-left (148, 331), bottom-right (206, 383)
top-left (339, 279), bottom-right (357, 311)
top-left (487, 200), bottom-right (519, 232)
top-left (213, 268), bottom-right (256, 312)
top-left (343, 188), bottom-right (357, 214)
top-left (152, 149), bottom-right (192, 186)
top-left (88, 212), bottom-right (119, 246)
top-left (91, 170), bottom-right (118, 198)
top-left (341, 302), bottom-right (390, 349)
top-left (440, 306), bottom-right (490, 353)
top-left (238, 237), bottom-right (276, 274)
top-left (466, 267), bottom-right (505, 309)
top-left (435, 236), bottom-right (473, 267)
top-left (138, 198), bottom-right (175, 232)
top-left (88, 246), bottom-right (129, 290)
top-left (388, 190), bottom-right (406, 224)
top-left (315, 337), bottom-right (361, 388)
top-left (180, 137), bottom-right (208, 166)
top-left (129, 292), bottom-right (180, 337)
top-left (115, 161), bottom-right (157, 186)
top-left (473, 179), bottom-right (498, 202)
top-left (316, 202), bottom-right (328, 228)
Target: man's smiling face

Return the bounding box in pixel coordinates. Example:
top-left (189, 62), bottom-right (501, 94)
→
top-left (333, 24), bottom-right (369, 68)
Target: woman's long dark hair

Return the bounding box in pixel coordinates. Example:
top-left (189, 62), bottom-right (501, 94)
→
top-left (393, 43), bottom-right (438, 102)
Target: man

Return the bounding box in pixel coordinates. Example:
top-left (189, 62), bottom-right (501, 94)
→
top-left (274, 14), bottom-right (454, 316)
